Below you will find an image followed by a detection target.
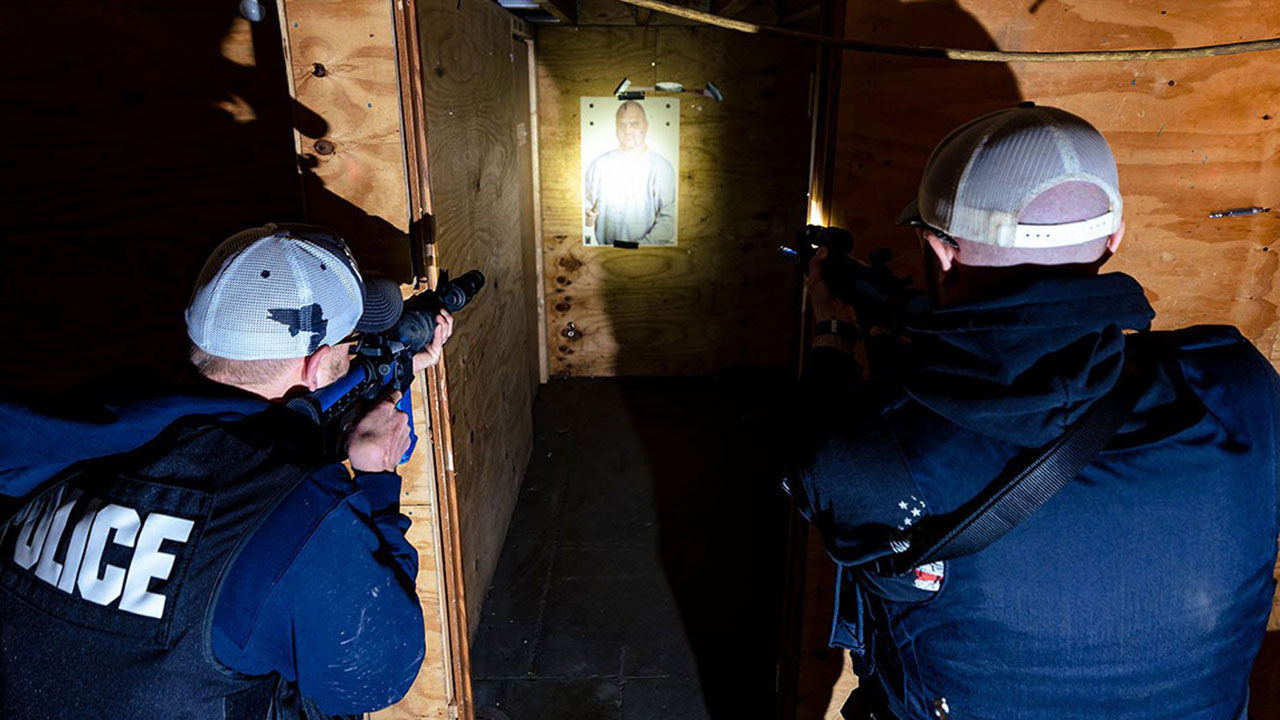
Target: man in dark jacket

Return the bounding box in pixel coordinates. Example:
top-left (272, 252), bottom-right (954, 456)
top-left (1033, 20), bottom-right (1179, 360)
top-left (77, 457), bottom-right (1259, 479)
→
top-left (796, 106), bottom-right (1279, 719)
top-left (0, 224), bottom-right (451, 718)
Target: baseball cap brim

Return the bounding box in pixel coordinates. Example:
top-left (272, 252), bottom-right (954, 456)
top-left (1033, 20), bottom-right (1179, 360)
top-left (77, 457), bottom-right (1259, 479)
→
top-left (896, 198), bottom-right (924, 227)
top-left (355, 274), bottom-right (404, 332)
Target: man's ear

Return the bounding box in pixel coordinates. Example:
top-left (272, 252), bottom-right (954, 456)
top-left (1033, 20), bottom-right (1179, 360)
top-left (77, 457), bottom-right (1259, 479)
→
top-left (925, 231), bottom-right (957, 273)
top-left (301, 345), bottom-right (332, 391)
top-left (1106, 219), bottom-right (1125, 254)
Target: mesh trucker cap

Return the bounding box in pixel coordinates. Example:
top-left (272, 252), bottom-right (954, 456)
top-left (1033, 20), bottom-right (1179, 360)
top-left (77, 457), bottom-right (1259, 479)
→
top-left (185, 223), bottom-right (403, 360)
top-left (897, 104), bottom-right (1122, 248)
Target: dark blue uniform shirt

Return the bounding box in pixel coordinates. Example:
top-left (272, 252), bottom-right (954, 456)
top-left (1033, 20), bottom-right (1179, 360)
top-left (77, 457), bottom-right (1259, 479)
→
top-left (795, 273), bottom-right (1279, 719)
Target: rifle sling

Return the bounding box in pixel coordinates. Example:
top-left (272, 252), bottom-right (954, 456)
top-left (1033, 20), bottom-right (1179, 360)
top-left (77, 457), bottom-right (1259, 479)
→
top-left (878, 352), bottom-right (1147, 576)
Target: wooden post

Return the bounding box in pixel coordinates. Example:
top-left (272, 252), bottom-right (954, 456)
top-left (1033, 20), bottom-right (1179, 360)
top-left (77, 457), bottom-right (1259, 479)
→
top-left (779, 0), bottom-right (855, 716)
top-left (276, 0), bottom-right (472, 717)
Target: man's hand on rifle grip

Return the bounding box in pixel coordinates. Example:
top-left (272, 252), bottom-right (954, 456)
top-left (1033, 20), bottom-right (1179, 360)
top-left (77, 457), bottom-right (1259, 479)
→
top-left (347, 391), bottom-right (413, 473)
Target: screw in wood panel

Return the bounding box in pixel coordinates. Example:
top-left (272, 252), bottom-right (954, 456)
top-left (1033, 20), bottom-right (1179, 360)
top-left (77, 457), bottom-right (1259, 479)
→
top-left (311, 62), bottom-right (327, 77)
top-left (313, 139), bottom-right (335, 155)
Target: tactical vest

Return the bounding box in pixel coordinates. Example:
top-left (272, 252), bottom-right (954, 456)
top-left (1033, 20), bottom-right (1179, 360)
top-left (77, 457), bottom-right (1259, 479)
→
top-left (0, 410), bottom-right (323, 719)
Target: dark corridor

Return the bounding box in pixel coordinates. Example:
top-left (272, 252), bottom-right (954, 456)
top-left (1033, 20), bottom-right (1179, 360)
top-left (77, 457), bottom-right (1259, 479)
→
top-left (471, 374), bottom-right (794, 719)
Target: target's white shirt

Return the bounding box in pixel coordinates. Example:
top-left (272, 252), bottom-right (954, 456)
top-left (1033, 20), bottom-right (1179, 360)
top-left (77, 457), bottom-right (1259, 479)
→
top-left (584, 147), bottom-right (676, 246)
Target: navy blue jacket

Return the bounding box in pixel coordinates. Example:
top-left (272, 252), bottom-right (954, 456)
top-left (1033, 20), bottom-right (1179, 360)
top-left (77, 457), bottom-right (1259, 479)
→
top-left (0, 374), bottom-right (425, 716)
top-left (795, 273), bottom-right (1279, 719)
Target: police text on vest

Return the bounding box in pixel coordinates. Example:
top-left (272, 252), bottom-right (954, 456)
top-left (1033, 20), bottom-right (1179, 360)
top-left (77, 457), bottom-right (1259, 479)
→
top-left (9, 488), bottom-right (195, 619)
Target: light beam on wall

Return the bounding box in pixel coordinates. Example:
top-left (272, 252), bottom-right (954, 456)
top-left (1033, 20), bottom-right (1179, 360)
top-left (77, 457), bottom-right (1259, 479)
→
top-left (808, 196), bottom-right (826, 226)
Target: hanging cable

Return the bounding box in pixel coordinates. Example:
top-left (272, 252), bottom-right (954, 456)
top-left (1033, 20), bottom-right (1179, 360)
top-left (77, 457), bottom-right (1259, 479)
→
top-left (619, 0), bottom-right (1280, 63)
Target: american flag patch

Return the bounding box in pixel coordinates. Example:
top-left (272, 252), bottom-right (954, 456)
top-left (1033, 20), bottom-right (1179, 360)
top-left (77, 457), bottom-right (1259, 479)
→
top-left (912, 560), bottom-right (945, 592)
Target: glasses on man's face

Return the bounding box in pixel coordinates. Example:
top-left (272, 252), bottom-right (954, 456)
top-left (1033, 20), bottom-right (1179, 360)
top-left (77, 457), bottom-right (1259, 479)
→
top-left (909, 223), bottom-right (961, 249)
top-left (898, 210), bottom-right (961, 249)
top-left (339, 331), bottom-right (366, 354)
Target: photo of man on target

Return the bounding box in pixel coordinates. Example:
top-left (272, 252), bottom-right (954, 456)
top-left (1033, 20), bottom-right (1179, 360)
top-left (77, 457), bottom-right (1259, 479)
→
top-left (581, 97), bottom-right (679, 248)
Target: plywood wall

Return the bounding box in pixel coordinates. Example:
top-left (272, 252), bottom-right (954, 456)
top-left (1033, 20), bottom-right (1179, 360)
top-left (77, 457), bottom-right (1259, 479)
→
top-left (827, 0), bottom-right (1280, 362)
top-left (536, 21), bottom-right (815, 377)
top-left (0, 0), bottom-right (301, 389)
top-left (374, 389), bottom-right (453, 720)
top-left (414, 0), bottom-right (539, 637)
top-left (279, 0), bottom-right (415, 279)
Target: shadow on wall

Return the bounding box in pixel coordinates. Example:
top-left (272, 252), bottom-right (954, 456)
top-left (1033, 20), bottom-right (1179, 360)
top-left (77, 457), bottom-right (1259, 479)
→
top-left (0, 0), bottom-right (301, 392)
top-left (828, 0), bottom-right (1026, 284)
top-left (0, 0), bottom-right (410, 396)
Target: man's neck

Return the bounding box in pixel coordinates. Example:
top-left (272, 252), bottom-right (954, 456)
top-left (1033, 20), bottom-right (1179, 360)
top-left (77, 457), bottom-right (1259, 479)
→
top-left (618, 144), bottom-right (647, 158)
top-left (931, 261), bottom-right (1106, 308)
top-left (201, 373), bottom-right (294, 402)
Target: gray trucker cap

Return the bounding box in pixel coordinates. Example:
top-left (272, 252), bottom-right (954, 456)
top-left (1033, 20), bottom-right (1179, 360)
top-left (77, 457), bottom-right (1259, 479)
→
top-left (898, 105), bottom-right (1122, 248)
top-left (185, 223), bottom-right (402, 360)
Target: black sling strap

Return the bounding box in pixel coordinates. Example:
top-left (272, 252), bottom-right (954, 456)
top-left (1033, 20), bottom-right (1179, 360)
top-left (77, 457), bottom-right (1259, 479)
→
top-left (877, 350), bottom-right (1148, 577)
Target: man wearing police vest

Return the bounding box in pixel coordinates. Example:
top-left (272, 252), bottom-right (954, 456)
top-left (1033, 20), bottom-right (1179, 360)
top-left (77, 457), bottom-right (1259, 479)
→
top-left (0, 225), bottom-right (451, 718)
top-left (794, 106), bottom-right (1279, 719)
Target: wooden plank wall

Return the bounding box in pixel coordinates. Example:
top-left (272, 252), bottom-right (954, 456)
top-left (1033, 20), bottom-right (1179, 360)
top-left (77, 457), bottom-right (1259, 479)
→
top-left (414, 0), bottom-right (539, 637)
top-left (536, 5), bottom-right (816, 377)
top-left (279, 0), bottom-right (415, 278)
top-left (795, 2), bottom-right (1280, 716)
top-left (374, 391), bottom-right (453, 719)
top-left (827, 0), bottom-right (1280, 360)
top-left (0, 0), bottom-right (302, 389)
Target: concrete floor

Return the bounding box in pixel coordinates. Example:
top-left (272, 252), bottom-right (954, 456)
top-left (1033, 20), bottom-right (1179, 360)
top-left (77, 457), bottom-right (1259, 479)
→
top-left (471, 374), bottom-right (794, 720)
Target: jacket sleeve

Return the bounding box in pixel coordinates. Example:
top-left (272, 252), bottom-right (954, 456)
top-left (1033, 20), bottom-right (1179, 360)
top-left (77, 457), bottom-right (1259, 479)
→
top-left (791, 346), bottom-right (921, 566)
top-left (211, 464), bottom-right (425, 714)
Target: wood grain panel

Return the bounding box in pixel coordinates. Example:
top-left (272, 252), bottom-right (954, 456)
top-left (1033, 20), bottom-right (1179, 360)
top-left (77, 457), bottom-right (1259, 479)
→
top-left (374, 365), bottom-right (455, 718)
top-left (828, 0), bottom-right (1280, 357)
top-left (515, 39), bottom-right (547, 389)
top-left (538, 26), bottom-right (815, 376)
top-left (413, 0), bottom-right (538, 638)
top-left (281, 0), bottom-right (414, 278)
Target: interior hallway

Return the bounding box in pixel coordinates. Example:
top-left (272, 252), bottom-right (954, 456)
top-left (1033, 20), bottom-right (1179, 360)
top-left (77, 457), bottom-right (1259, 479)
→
top-left (471, 374), bottom-right (794, 719)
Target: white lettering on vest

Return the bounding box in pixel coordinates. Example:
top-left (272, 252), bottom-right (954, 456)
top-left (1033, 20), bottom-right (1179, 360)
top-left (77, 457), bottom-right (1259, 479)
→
top-left (57, 497), bottom-right (102, 594)
top-left (34, 489), bottom-right (82, 586)
top-left (119, 513), bottom-right (194, 618)
top-left (77, 504), bottom-right (140, 607)
top-left (13, 493), bottom-right (56, 570)
top-left (9, 495), bottom-right (195, 620)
